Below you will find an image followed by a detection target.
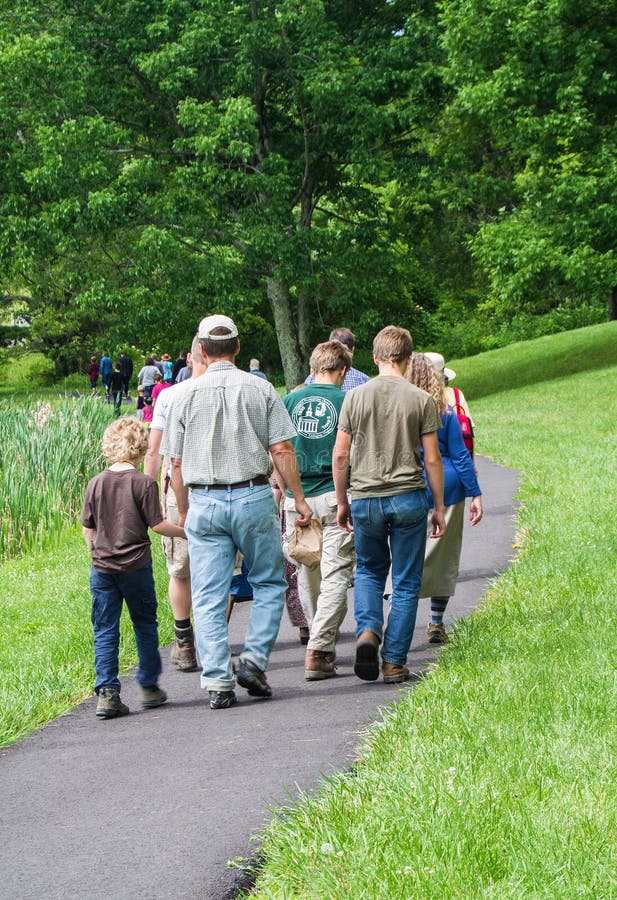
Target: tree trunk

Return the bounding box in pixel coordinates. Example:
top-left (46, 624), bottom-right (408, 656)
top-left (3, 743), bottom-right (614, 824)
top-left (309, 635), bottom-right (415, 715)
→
top-left (266, 274), bottom-right (305, 390)
top-left (296, 287), bottom-right (313, 368)
top-left (608, 287), bottom-right (617, 321)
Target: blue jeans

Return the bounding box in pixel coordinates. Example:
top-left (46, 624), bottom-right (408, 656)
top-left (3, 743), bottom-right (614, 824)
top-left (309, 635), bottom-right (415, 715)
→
top-left (186, 483), bottom-right (287, 691)
top-left (351, 490), bottom-right (429, 666)
top-left (90, 562), bottom-right (161, 694)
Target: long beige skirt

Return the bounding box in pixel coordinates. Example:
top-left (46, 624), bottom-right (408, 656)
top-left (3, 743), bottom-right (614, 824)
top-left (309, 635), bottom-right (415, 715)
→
top-left (419, 501), bottom-right (465, 598)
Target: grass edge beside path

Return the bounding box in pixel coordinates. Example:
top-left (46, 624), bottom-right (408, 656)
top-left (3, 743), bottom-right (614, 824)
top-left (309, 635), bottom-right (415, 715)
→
top-left (247, 365), bottom-right (617, 899)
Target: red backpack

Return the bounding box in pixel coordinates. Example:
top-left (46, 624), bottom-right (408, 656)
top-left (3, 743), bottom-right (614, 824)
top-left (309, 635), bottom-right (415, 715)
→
top-left (452, 387), bottom-right (474, 456)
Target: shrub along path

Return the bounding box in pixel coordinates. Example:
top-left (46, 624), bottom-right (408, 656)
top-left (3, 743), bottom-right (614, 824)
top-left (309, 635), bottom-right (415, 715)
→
top-left (0, 456), bottom-right (518, 900)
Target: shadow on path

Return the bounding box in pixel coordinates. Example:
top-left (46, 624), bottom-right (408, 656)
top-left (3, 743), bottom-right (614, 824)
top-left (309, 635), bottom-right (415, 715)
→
top-left (0, 457), bottom-right (518, 900)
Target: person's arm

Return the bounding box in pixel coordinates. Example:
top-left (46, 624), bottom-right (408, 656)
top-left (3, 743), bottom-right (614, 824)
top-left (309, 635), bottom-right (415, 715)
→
top-left (144, 428), bottom-right (163, 481)
top-left (268, 440), bottom-right (312, 525)
top-left (151, 519), bottom-right (186, 540)
top-left (421, 431), bottom-right (446, 538)
top-left (332, 429), bottom-right (353, 532)
top-left (82, 525), bottom-right (96, 551)
top-left (170, 457), bottom-right (189, 527)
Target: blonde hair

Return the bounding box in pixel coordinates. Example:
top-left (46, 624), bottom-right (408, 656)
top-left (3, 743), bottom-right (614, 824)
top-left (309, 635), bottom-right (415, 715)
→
top-left (309, 340), bottom-right (352, 375)
top-left (373, 326), bottom-right (413, 364)
top-left (102, 416), bottom-right (150, 464)
top-left (407, 352), bottom-right (447, 415)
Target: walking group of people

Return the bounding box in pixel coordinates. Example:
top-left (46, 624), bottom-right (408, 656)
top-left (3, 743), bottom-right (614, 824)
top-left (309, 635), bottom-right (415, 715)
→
top-left (86, 353), bottom-right (134, 415)
top-left (80, 316), bottom-right (482, 719)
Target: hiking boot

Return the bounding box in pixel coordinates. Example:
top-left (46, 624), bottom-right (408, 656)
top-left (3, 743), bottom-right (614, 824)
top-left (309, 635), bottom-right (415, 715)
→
top-left (382, 662), bottom-right (412, 684)
top-left (236, 658), bottom-right (272, 698)
top-left (170, 630), bottom-right (199, 672)
top-left (96, 687), bottom-right (129, 719)
top-left (209, 690), bottom-right (237, 710)
top-left (354, 630), bottom-right (380, 682)
top-left (298, 626), bottom-right (310, 645)
top-left (140, 685), bottom-right (168, 708)
top-left (427, 623), bottom-right (448, 644)
top-left (304, 650), bottom-right (337, 681)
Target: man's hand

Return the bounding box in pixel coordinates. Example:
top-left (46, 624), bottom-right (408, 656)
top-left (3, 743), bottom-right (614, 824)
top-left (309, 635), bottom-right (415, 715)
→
top-left (294, 497), bottom-right (313, 526)
top-left (337, 500), bottom-right (353, 532)
top-left (469, 496), bottom-right (483, 526)
top-left (429, 508), bottom-right (446, 538)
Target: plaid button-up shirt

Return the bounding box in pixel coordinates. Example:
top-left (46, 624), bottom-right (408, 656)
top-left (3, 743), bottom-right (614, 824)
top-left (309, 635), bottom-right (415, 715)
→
top-left (161, 361), bottom-right (296, 486)
top-left (304, 366), bottom-right (369, 392)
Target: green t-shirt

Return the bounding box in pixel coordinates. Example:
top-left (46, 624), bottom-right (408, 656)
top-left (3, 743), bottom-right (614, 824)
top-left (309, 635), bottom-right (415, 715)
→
top-left (283, 383), bottom-right (346, 497)
top-left (338, 375), bottom-right (441, 499)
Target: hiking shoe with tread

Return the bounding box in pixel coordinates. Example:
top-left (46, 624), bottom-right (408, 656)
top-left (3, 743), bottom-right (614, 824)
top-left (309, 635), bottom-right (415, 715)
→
top-left (427, 623), bottom-right (448, 644)
top-left (209, 690), bottom-right (237, 710)
top-left (170, 634), bottom-right (199, 672)
top-left (236, 658), bottom-right (272, 697)
top-left (354, 631), bottom-right (380, 681)
top-left (304, 650), bottom-right (337, 681)
top-left (140, 685), bottom-right (168, 708)
top-left (96, 687), bottom-right (129, 719)
top-left (382, 662), bottom-right (412, 684)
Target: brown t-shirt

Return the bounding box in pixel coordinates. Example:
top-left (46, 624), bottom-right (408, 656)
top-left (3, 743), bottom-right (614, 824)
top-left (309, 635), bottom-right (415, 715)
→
top-left (80, 469), bottom-right (163, 573)
top-left (338, 375), bottom-right (441, 499)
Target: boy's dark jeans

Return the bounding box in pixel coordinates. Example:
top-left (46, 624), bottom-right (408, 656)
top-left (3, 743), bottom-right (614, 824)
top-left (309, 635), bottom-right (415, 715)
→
top-left (90, 562), bottom-right (161, 694)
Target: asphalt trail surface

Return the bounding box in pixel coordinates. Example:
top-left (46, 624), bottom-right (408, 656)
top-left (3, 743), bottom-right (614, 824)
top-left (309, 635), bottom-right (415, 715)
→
top-left (0, 457), bottom-right (518, 900)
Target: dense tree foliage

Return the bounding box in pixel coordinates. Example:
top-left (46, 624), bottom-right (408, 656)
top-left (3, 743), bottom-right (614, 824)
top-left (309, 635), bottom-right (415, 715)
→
top-left (0, 0), bottom-right (614, 378)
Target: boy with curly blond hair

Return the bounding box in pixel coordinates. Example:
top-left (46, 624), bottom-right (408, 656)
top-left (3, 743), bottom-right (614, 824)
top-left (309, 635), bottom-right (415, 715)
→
top-left (81, 416), bottom-right (186, 719)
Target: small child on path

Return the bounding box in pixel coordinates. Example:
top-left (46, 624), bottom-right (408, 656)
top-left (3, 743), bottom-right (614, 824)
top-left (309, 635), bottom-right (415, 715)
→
top-left (80, 417), bottom-right (186, 719)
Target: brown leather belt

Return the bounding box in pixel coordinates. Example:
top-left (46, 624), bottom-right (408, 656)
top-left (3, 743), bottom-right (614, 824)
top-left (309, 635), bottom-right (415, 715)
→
top-left (188, 475), bottom-right (269, 490)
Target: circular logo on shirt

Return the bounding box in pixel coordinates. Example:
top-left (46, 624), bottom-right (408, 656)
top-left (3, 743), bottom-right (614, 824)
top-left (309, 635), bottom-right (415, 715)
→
top-left (291, 395), bottom-right (338, 439)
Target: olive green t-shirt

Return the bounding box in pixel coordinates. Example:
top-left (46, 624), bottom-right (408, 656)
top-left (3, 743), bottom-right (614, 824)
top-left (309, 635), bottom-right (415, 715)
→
top-left (338, 376), bottom-right (441, 499)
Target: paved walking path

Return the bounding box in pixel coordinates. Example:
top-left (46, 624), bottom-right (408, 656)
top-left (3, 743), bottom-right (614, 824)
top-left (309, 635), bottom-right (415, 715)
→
top-left (0, 457), bottom-right (518, 900)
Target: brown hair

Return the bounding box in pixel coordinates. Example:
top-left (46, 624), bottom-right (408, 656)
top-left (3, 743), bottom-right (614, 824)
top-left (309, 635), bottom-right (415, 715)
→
top-left (309, 340), bottom-right (352, 375)
top-left (328, 328), bottom-right (355, 351)
top-left (199, 327), bottom-right (239, 359)
top-left (373, 326), bottom-right (413, 364)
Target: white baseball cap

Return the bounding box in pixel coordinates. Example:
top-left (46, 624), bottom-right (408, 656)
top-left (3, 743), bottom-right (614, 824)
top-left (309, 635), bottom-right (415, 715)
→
top-left (198, 314), bottom-right (239, 340)
top-left (424, 351), bottom-right (456, 382)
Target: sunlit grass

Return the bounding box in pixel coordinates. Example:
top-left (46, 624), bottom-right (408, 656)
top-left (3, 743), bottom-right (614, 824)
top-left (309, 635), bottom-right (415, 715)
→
top-left (449, 319), bottom-right (617, 399)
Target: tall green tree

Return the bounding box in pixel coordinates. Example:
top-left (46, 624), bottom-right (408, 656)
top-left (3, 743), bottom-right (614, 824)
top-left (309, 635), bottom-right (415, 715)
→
top-left (437, 0), bottom-right (617, 337)
top-left (0, 0), bottom-right (441, 384)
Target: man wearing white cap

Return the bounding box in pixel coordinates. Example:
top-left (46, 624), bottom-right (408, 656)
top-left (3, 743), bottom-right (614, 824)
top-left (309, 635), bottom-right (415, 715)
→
top-left (161, 314), bottom-right (312, 710)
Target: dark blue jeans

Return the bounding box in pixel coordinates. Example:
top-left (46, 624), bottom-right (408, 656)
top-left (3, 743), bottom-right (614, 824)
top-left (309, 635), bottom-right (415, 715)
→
top-left (90, 562), bottom-right (161, 694)
top-left (351, 490), bottom-right (429, 665)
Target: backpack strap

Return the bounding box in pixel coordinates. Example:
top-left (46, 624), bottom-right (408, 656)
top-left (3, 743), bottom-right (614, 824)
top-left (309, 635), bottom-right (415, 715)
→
top-left (452, 387), bottom-right (464, 415)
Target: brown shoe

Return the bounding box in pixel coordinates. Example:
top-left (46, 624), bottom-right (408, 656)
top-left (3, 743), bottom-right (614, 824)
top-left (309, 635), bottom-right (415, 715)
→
top-left (354, 630), bottom-right (380, 682)
top-left (170, 630), bottom-right (199, 672)
top-left (382, 662), bottom-right (411, 684)
top-left (427, 623), bottom-right (448, 644)
top-left (304, 650), bottom-right (337, 681)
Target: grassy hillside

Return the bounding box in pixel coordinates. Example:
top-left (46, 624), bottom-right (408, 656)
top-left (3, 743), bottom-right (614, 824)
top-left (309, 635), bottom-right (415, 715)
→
top-left (446, 319), bottom-right (617, 399)
top-left (248, 325), bottom-right (617, 898)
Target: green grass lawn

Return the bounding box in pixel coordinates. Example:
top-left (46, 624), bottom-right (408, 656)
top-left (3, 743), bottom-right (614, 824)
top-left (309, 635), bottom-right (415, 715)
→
top-left (248, 342), bottom-right (617, 897)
